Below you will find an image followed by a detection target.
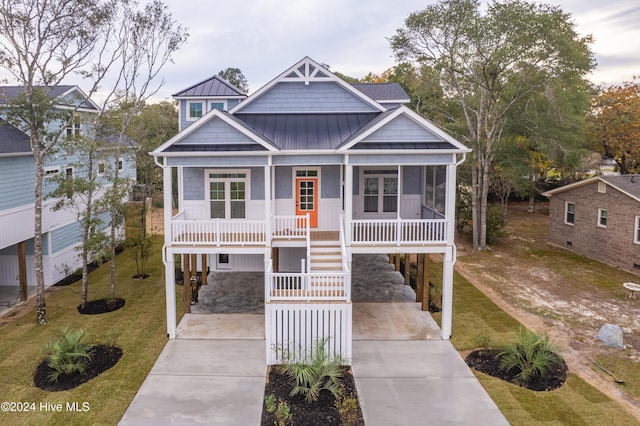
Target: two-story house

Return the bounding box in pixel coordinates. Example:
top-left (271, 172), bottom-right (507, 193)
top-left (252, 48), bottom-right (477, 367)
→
top-left (0, 86), bottom-right (136, 300)
top-left (153, 57), bottom-right (470, 364)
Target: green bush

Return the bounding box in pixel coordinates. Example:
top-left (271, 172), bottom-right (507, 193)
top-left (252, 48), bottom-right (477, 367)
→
top-left (279, 339), bottom-right (344, 403)
top-left (43, 327), bottom-right (95, 383)
top-left (496, 328), bottom-right (562, 386)
top-left (264, 394), bottom-right (292, 426)
top-left (486, 204), bottom-right (507, 245)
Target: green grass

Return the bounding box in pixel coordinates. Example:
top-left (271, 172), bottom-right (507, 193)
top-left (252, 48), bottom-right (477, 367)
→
top-left (0, 236), bottom-right (184, 426)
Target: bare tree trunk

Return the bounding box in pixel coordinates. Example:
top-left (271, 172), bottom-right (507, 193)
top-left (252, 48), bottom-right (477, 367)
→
top-left (33, 147), bottom-right (46, 324)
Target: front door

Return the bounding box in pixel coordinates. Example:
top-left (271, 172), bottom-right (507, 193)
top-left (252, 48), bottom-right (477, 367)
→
top-left (296, 177), bottom-right (318, 228)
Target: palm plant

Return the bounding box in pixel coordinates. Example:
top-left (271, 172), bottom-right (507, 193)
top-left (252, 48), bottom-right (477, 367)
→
top-left (279, 339), bottom-right (344, 403)
top-left (44, 327), bottom-right (95, 383)
top-left (496, 328), bottom-right (562, 386)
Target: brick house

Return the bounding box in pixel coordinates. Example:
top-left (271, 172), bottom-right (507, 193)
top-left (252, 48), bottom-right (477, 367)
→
top-left (542, 175), bottom-right (640, 273)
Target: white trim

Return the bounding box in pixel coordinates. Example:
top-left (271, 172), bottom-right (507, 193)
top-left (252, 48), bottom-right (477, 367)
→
top-left (205, 168), bottom-right (251, 219)
top-left (634, 216), bottom-right (640, 244)
top-left (186, 100), bottom-right (204, 121)
top-left (564, 201), bottom-right (575, 225)
top-left (597, 208), bottom-right (607, 228)
top-left (43, 166), bottom-right (60, 177)
top-left (230, 56), bottom-right (386, 114)
top-left (209, 100), bottom-right (227, 111)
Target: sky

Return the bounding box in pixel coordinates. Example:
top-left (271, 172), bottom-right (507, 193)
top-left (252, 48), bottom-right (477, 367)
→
top-left (152, 0), bottom-right (640, 101)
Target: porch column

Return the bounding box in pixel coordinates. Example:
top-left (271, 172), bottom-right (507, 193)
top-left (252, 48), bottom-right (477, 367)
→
top-left (264, 161), bottom-right (272, 244)
top-left (344, 158), bottom-right (353, 245)
top-left (441, 246), bottom-right (454, 339)
top-left (163, 164), bottom-right (177, 338)
top-left (446, 163), bottom-right (458, 244)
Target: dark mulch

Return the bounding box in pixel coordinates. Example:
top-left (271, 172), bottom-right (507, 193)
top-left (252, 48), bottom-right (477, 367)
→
top-left (34, 345), bottom-right (123, 392)
top-left (262, 367), bottom-right (364, 426)
top-left (465, 349), bottom-right (568, 391)
top-left (132, 274), bottom-right (150, 279)
top-left (77, 298), bottom-right (125, 315)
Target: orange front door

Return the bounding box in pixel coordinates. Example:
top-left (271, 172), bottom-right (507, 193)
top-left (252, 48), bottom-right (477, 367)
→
top-left (296, 177), bottom-right (318, 228)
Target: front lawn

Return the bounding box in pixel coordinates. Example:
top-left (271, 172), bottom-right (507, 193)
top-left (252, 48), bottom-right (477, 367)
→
top-left (0, 236), bottom-right (184, 426)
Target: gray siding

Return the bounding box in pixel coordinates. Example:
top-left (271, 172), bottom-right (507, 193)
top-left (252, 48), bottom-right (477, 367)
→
top-left (321, 165), bottom-right (340, 199)
top-left (272, 154), bottom-right (344, 165)
top-left (349, 153), bottom-right (455, 165)
top-left (251, 167), bottom-right (264, 200)
top-left (176, 117), bottom-right (255, 145)
top-left (184, 168), bottom-right (205, 200)
top-left (51, 222), bottom-right (81, 253)
top-left (275, 167), bottom-right (292, 199)
top-left (240, 82), bottom-right (378, 113)
top-left (0, 235), bottom-right (49, 255)
top-left (362, 114), bottom-right (441, 142)
top-left (0, 156), bottom-right (35, 210)
top-left (167, 156), bottom-right (269, 167)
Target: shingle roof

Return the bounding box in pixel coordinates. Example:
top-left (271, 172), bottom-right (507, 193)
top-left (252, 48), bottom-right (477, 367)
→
top-left (173, 75), bottom-right (247, 98)
top-left (0, 85), bottom-right (98, 110)
top-left (0, 118), bottom-right (31, 155)
top-left (600, 175), bottom-right (640, 199)
top-left (351, 83), bottom-right (409, 103)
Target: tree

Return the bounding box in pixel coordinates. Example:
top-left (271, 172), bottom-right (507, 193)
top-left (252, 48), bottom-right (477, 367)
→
top-left (0, 0), bottom-right (121, 324)
top-left (218, 67), bottom-right (248, 93)
top-left (390, 0), bottom-right (594, 249)
top-left (588, 78), bottom-right (640, 174)
top-left (97, 0), bottom-right (187, 299)
top-left (48, 132), bottom-right (109, 309)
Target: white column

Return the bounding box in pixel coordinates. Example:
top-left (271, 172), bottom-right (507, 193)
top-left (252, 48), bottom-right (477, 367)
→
top-left (446, 163), bottom-right (458, 245)
top-left (441, 246), bottom-right (454, 339)
top-left (397, 165), bottom-right (402, 219)
top-left (344, 158), bottom-right (353, 245)
top-left (264, 160), bottom-right (272, 244)
top-left (163, 164), bottom-right (177, 338)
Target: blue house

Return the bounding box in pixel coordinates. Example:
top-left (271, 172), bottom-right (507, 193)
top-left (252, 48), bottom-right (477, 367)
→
top-left (153, 57), bottom-right (469, 363)
top-left (0, 86), bottom-right (136, 296)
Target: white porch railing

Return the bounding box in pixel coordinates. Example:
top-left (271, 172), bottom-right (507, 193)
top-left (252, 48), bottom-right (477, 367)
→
top-left (267, 272), bottom-right (349, 302)
top-left (351, 218), bottom-right (447, 245)
top-left (272, 214), bottom-right (309, 239)
top-left (171, 219), bottom-right (266, 246)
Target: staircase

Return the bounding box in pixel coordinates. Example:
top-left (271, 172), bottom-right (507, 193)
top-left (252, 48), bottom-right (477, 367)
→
top-left (309, 240), bottom-right (343, 272)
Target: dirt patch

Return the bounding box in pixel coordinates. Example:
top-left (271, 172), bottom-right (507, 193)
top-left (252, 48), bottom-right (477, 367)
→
top-left (456, 202), bottom-right (640, 420)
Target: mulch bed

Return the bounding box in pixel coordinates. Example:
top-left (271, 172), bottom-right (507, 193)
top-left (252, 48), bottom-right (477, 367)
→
top-left (77, 298), bottom-right (125, 315)
top-left (262, 367), bottom-right (364, 426)
top-left (34, 345), bottom-right (123, 391)
top-left (465, 349), bottom-right (568, 391)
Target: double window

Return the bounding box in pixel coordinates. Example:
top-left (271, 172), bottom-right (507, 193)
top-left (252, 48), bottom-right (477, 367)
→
top-left (208, 171), bottom-right (248, 219)
top-left (363, 170), bottom-right (398, 214)
top-left (187, 100), bottom-right (227, 121)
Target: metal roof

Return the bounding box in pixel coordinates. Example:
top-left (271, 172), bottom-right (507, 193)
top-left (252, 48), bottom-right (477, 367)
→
top-left (0, 118), bottom-right (31, 155)
top-left (164, 144), bottom-right (268, 152)
top-left (172, 75), bottom-right (247, 98)
top-left (351, 83), bottom-right (409, 103)
top-left (237, 113), bottom-right (377, 150)
top-left (352, 142), bottom-right (456, 150)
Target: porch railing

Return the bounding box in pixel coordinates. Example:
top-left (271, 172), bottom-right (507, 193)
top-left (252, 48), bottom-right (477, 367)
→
top-left (171, 219), bottom-right (266, 246)
top-left (351, 218), bottom-right (447, 245)
top-left (267, 272), bottom-right (349, 302)
top-left (272, 214), bottom-right (309, 240)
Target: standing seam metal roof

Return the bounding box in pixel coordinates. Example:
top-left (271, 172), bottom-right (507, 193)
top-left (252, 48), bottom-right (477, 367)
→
top-left (172, 75), bottom-right (247, 97)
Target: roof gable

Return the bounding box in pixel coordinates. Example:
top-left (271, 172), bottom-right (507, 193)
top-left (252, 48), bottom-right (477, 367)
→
top-left (0, 85), bottom-right (99, 111)
top-left (0, 118), bottom-right (31, 156)
top-left (339, 106), bottom-right (469, 152)
top-left (172, 75), bottom-right (247, 98)
top-left (542, 175), bottom-right (640, 203)
top-left (231, 57), bottom-right (386, 114)
top-left (153, 109), bottom-right (277, 154)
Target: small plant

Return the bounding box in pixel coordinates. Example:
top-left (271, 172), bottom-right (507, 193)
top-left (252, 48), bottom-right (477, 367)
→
top-left (279, 339), bottom-right (344, 403)
top-left (496, 328), bottom-right (562, 386)
top-left (335, 387), bottom-right (360, 426)
top-left (43, 327), bottom-right (95, 383)
top-left (264, 394), bottom-right (292, 426)
top-left (472, 332), bottom-right (493, 350)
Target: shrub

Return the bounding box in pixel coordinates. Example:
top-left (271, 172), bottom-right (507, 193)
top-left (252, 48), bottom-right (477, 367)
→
top-left (279, 339), bottom-right (344, 403)
top-left (486, 203), bottom-right (507, 244)
top-left (335, 387), bottom-right (360, 426)
top-left (43, 327), bottom-right (95, 383)
top-left (264, 394), bottom-right (292, 426)
top-left (496, 328), bottom-right (562, 386)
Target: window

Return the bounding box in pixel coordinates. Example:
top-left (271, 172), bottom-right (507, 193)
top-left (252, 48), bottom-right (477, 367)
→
top-left (635, 216), bottom-right (640, 244)
top-left (565, 202), bottom-right (575, 225)
top-left (118, 160), bottom-right (123, 170)
top-left (97, 162), bottom-right (106, 176)
top-left (425, 166), bottom-right (447, 215)
top-left (44, 166), bottom-right (60, 177)
top-left (207, 170), bottom-right (248, 219)
top-left (65, 166), bottom-right (74, 178)
top-left (598, 208), bottom-right (607, 228)
top-left (187, 101), bottom-right (203, 120)
top-left (66, 116), bottom-right (81, 138)
top-left (210, 101), bottom-right (225, 110)
top-left (362, 170), bottom-right (398, 214)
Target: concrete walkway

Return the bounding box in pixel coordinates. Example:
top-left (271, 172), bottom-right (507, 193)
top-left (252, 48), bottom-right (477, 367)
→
top-left (119, 254), bottom-right (508, 424)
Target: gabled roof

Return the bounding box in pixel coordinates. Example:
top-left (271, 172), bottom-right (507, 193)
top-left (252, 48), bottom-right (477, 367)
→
top-left (0, 85), bottom-right (99, 111)
top-left (172, 75), bottom-right (247, 98)
top-left (351, 83), bottom-right (410, 104)
top-left (542, 175), bottom-right (640, 203)
top-left (230, 57), bottom-right (386, 114)
top-left (0, 118), bottom-right (31, 156)
top-left (152, 108), bottom-right (278, 155)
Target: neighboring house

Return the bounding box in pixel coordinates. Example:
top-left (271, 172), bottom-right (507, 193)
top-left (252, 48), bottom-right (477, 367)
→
top-left (0, 86), bottom-right (136, 294)
top-left (152, 57), bottom-right (470, 364)
top-left (542, 175), bottom-right (640, 273)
